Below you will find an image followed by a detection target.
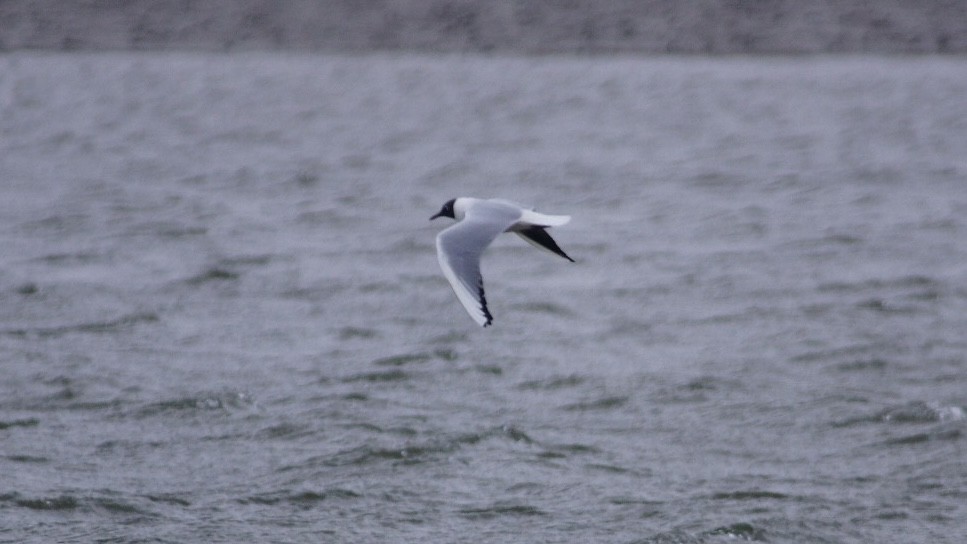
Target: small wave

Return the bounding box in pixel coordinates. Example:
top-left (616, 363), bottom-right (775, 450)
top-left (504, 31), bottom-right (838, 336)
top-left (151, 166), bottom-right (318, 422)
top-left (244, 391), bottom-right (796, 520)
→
top-left (219, 254), bottom-right (273, 267)
top-left (584, 462), bottom-right (639, 475)
top-left (516, 374), bottom-right (585, 390)
top-left (855, 298), bottom-right (919, 314)
top-left (12, 494), bottom-right (80, 511)
top-left (134, 391), bottom-right (254, 417)
top-left (0, 418), bottom-right (40, 430)
top-left (562, 395), bottom-right (628, 411)
top-left (835, 358), bottom-right (891, 372)
top-left (93, 498), bottom-right (145, 515)
top-left (373, 348), bottom-right (458, 366)
top-left (710, 490), bottom-right (789, 501)
top-left (145, 493), bottom-right (191, 507)
top-left (790, 343), bottom-right (876, 364)
top-left (818, 274), bottom-right (938, 294)
top-left (338, 326), bottom-right (380, 340)
top-left (322, 433), bottom-right (484, 467)
top-left (512, 301), bottom-right (573, 316)
top-left (626, 529), bottom-right (706, 544)
top-left (427, 330), bottom-right (470, 344)
top-left (499, 425), bottom-right (534, 444)
top-left (317, 425), bottom-right (534, 468)
top-left (256, 422), bottom-right (313, 440)
top-left (537, 441), bottom-right (600, 461)
top-left (342, 369), bottom-right (410, 383)
top-left (824, 232), bottom-right (863, 245)
top-left (687, 308), bottom-right (770, 326)
top-left (14, 282), bottom-right (39, 295)
top-left (457, 502), bottom-right (546, 519)
top-left (2, 492), bottom-right (154, 516)
top-left (127, 221), bottom-right (207, 239)
top-left (238, 488), bottom-right (360, 508)
top-left (878, 401), bottom-right (964, 424)
top-left (0, 312), bottom-right (159, 339)
top-left (473, 364), bottom-right (503, 375)
top-left (706, 522), bottom-right (767, 541)
top-left (834, 400), bottom-right (965, 428)
top-left (184, 267), bottom-right (240, 285)
top-left (320, 443), bottom-right (434, 467)
top-left (634, 522), bottom-right (767, 543)
top-left (653, 375), bottom-right (743, 404)
top-left (4, 454), bottom-right (48, 463)
top-left (682, 376), bottom-right (725, 391)
top-left (883, 428), bottom-right (962, 446)
top-left (33, 251), bottom-right (102, 265)
top-left (371, 352), bottom-right (433, 366)
top-left (95, 437), bottom-right (169, 456)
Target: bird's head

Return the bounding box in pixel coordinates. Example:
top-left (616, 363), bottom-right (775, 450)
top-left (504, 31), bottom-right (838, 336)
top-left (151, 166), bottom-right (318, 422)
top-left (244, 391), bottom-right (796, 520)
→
top-left (430, 198), bottom-right (457, 221)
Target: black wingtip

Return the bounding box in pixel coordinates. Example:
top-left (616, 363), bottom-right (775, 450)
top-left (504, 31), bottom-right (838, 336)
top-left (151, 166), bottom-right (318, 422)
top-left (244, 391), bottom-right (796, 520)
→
top-left (519, 225), bottom-right (576, 262)
top-left (479, 281), bottom-right (493, 327)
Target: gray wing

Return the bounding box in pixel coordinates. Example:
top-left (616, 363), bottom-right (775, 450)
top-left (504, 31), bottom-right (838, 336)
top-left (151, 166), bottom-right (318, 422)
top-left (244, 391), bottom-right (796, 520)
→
top-left (436, 202), bottom-right (521, 327)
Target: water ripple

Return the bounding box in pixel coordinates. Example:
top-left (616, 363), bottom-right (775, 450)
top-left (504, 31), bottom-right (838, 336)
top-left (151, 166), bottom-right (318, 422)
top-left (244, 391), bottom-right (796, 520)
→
top-left (238, 488), bottom-right (361, 508)
top-left (457, 502), bottom-right (546, 519)
top-left (0, 312), bottom-right (159, 339)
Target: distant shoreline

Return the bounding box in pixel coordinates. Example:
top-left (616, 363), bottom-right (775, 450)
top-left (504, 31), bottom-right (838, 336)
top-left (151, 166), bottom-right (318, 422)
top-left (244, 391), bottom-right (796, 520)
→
top-left (2, 1), bottom-right (965, 54)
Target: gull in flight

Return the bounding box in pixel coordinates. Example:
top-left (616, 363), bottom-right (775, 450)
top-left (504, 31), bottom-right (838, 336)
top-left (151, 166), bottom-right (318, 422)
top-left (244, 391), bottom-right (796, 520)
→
top-left (430, 197), bottom-right (574, 327)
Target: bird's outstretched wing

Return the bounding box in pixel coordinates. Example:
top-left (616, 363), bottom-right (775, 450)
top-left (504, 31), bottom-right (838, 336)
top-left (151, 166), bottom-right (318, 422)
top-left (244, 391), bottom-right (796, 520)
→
top-left (435, 201), bottom-right (521, 326)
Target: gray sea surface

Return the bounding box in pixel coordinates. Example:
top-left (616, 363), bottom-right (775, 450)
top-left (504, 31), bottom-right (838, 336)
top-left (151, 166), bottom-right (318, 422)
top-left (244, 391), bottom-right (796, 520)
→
top-left (1, 52), bottom-right (966, 543)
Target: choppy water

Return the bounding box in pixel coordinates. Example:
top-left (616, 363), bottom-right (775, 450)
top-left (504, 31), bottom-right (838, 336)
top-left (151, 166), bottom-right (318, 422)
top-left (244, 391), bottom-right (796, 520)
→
top-left (1, 52), bottom-right (966, 543)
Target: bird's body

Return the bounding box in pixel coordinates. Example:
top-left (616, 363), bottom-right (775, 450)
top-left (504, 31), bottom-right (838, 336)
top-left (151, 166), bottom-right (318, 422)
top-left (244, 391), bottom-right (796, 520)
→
top-left (430, 197), bottom-right (574, 327)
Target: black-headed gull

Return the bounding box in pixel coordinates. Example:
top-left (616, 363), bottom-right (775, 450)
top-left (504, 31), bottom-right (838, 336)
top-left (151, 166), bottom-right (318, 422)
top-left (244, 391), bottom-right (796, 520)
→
top-left (430, 197), bottom-right (574, 327)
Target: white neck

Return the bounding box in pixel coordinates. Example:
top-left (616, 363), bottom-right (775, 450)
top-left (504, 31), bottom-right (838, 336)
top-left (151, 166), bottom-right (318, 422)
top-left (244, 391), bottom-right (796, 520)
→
top-left (452, 197), bottom-right (479, 221)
